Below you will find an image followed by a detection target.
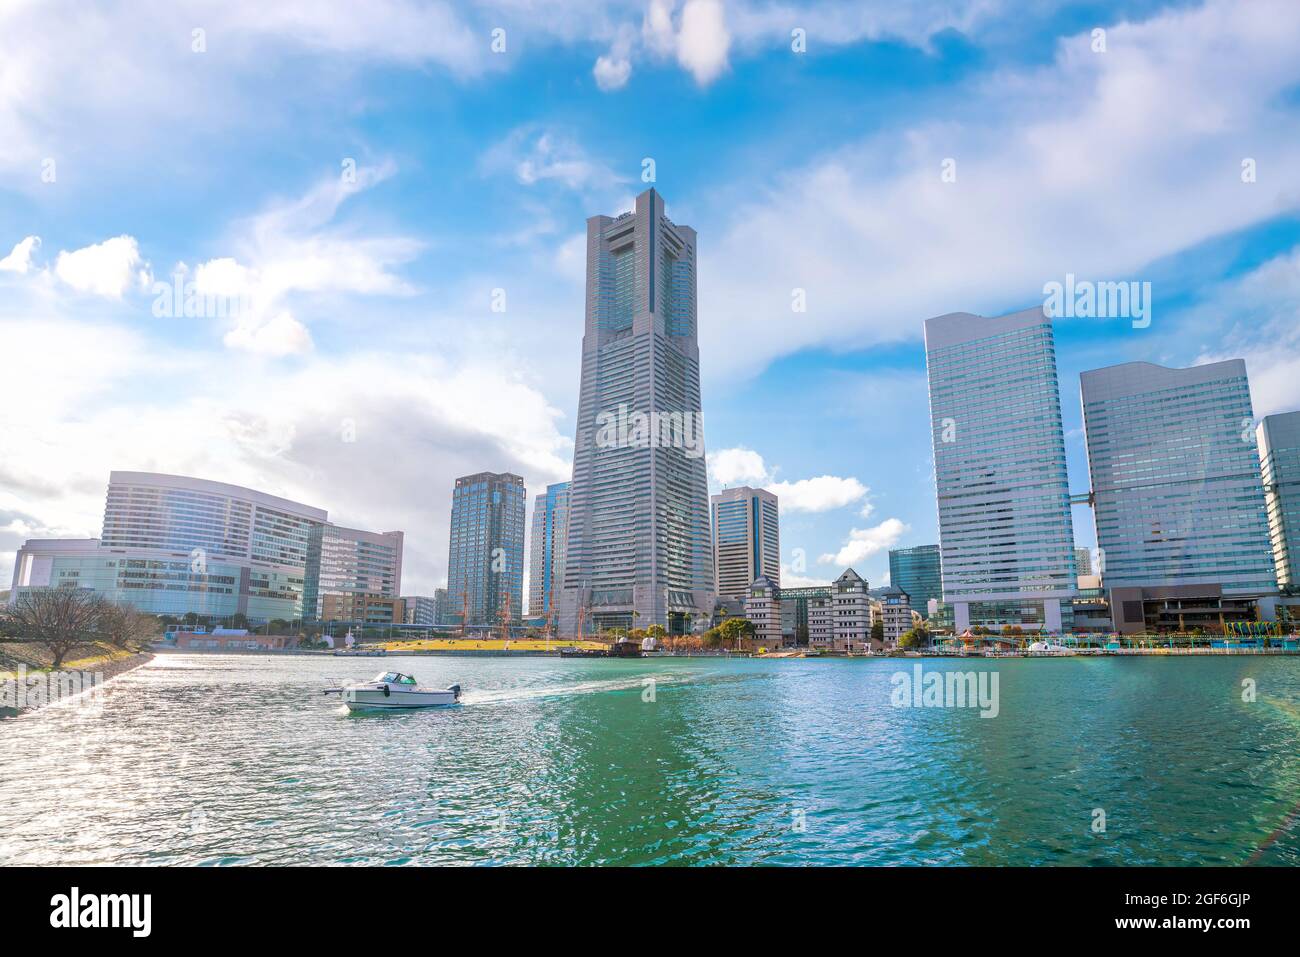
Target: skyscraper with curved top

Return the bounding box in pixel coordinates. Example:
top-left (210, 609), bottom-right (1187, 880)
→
top-left (559, 188), bottom-right (714, 635)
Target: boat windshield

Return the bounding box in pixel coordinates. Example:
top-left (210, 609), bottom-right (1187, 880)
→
top-left (375, 672), bottom-right (418, 684)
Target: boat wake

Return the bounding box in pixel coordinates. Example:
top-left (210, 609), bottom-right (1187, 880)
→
top-left (460, 673), bottom-right (689, 706)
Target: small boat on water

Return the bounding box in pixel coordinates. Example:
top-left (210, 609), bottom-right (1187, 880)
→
top-left (1027, 641), bottom-right (1076, 656)
top-left (324, 672), bottom-right (462, 711)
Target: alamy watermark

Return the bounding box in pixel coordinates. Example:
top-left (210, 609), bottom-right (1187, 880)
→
top-left (1043, 273), bottom-right (1151, 328)
top-left (595, 403), bottom-right (704, 458)
top-left (1, 665), bottom-right (104, 715)
top-left (890, 664), bottom-right (999, 718)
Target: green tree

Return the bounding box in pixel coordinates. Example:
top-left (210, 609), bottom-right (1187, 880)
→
top-left (871, 619), bottom-right (884, 644)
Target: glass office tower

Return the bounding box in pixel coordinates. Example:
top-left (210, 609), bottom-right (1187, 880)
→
top-left (888, 544), bottom-right (941, 618)
top-left (1258, 411), bottom-right (1300, 591)
top-left (924, 307), bottom-right (1077, 632)
top-left (527, 481), bottom-right (570, 618)
top-left (303, 525), bottom-right (403, 620)
top-left (559, 188), bottom-right (714, 635)
top-left (1081, 360), bottom-right (1276, 598)
top-left (446, 471), bottom-right (526, 628)
top-left (711, 486), bottom-right (780, 602)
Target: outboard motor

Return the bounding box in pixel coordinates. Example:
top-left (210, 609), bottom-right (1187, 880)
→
top-left (449, 684), bottom-right (462, 701)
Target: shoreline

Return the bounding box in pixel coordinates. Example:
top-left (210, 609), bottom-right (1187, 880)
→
top-left (0, 651), bottom-right (154, 719)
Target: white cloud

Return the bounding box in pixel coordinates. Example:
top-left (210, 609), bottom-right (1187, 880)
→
top-left (482, 126), bottom-right (626, 194)
top-left (594, 53), bottom-right (633, 91)
top-left (0, 315), bottom-right (571, 595)
top-left (700, 0), bottom-right (1300, 379)
top-left (708, 446), bottom-right (871, 512)
top-left (1191, 243), bottom-right (1300, 416)
top-left (708, 446), bottom-right (769, 486)
top-left (222, 310), bottom-right (314, 357)
top-left (819, 518), bottom-right (910, 567)
top-left (0, 236), bottom-right (39, 274)
top-left (54, 235), bottom-right (149, 298)
top-left (676, 0), bottom-right (731, 85)
top-left (189, 162), bottom-right (418, 356)
top-left (768, 475), bottom-right (869, 513)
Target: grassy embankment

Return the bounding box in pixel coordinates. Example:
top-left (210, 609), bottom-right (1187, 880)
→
top-left (0, 640), bottom-right (141, 679)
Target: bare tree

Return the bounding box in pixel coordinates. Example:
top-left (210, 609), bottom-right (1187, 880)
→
top-left (0, 589), bottom-right (109, 669)
top-left (98, 602), bottom-right (158, 650)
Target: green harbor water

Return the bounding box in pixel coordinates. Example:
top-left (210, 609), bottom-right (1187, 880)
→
top-left (1, 653), bottom-right (1298, 865)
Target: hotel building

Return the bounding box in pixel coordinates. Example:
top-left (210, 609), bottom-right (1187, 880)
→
top-left (447, 471), bottom-right (526, 628)
top-left (11, 471), bottom-right (330, 621)
top-left (527, 482), bottom-right (570, 619)
top-left (712, 486), bottom-right (780, 602)
top-left (559, 188), bottom-right (714, 635)
top-left (924, 308), bottom-right (1078, 632)
top-left (1081, 361), bottom-right (1276, 632)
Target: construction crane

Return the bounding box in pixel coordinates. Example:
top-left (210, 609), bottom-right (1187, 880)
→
top-left (459, 592), bottom-right (470, 638)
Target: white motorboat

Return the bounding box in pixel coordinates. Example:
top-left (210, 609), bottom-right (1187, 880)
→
top-left (324, 672), bottom-right (462, 711)
top-left (1027, 641), bottom-right (1076, 656)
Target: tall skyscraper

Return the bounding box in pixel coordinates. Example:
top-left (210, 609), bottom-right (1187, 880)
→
top-left (1258, 411), bottom-right (1300, 591)
top-left (559, 188), bottom-right (714, 634)
top-left (304, 525), bottom-right (403, 620)
top-left (888, 544), bottom-right (941, 618)
top-left (924, 308), bottom-right (1077, 632)
top-left (447, 471), bottom-right (526, 628)
top-left (712, 486), bottom-right (780, 602)
top-left (528, 481), bottom-right (570, 619)
top-left (1074, 547), bottom-right (1093, 578)
top-left (1081, 361), bottom-right (1276, 600)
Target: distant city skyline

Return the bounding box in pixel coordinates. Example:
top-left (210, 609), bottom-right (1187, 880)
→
top-left (4, 0), bottom-right (1300, 602)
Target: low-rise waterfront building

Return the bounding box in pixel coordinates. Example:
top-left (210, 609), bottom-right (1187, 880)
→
top-left (320, 593), bottom-right (405, 625)
top-left (743, 576), bottom-right (783, 648)
top-left (871, 585), bottom-right (913, 645)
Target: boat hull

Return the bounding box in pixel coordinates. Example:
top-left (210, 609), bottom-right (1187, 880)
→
top-left (343, 687), bottom-right (459, 710)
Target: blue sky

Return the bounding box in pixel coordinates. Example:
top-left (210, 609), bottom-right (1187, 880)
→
top-left (3, 0), bottom-right (1300, 597)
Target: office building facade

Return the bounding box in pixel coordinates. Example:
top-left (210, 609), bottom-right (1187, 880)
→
top-left (1081, 361), bottom-right (1276, 627)
top-left (527, 482), bottom-right (570, 619)
top-left (1258, 411), bottom-right (1300, 592)
top-left (447, 472), bottom-right (526, 628)
top-left (305, 525), bottom-right (403, 620)
top-left (887, 545), bottom-right (940, 620)
top-left (559, 188), bottom-right (714, 635)
top-left (712, 486), bottom-right (780, 602)
top-left (924, 308), bottom-right (1077, 632)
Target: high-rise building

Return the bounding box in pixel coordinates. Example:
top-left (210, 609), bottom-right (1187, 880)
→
top-left (888, 545), bottom-right (940, 619)
top-left (433, 586), bottom-right (449, 626)
top-left (304, 525), bottom-right (403, 620)
top-left (1258, 411), bottom-right (1300, 592)
top-left (11, 471), bottom-right (329, 621)
top-left (712, 486), bottom-right (780, 602)
top-left (559, 188), bottom-right (714, 635)
top-left (1081, 361), bottom-right (1276, 632)
top-left (924, 308), bottom-right (1077, 632)
top-left (403, 595), bottom-right (438, 626)
top-left (447, 472), bottom-right (526, 628)
top-left (527, 482), bottom-right (570, 619)
top-left (1074, 547), bottom-right (1093, 578)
